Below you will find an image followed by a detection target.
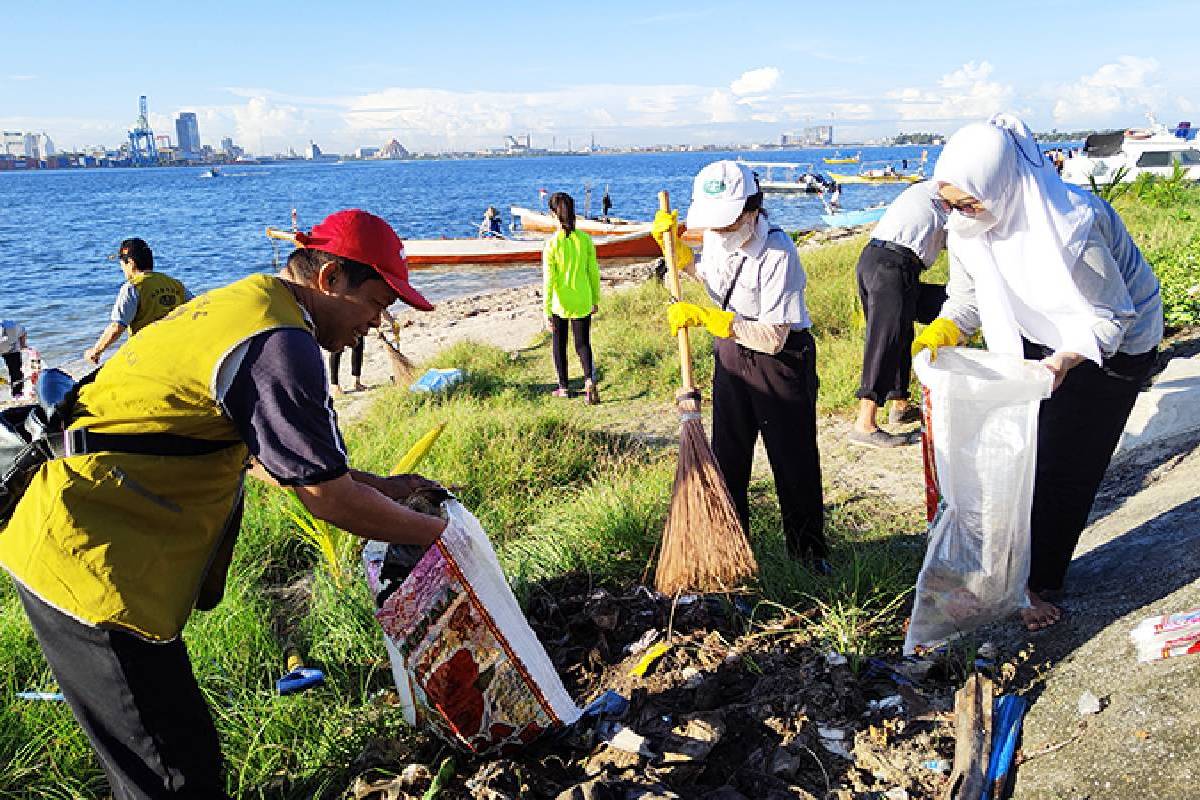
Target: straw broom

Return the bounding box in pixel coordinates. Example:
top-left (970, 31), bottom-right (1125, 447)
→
top-left (654, 191), bottom-right (758, 596)
top-left (267, 226), bottom-right (418, 383)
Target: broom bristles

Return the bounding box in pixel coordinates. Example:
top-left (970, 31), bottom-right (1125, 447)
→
top-left (655, 413), bottom-right (758, 596)
top-left (377, 331), bottom-right (417, 384)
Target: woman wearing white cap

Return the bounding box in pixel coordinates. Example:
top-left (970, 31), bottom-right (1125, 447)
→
top-left (660, 160), bottom-right (828, 570)
top-left (913, 114), bottom-right (1162, 630)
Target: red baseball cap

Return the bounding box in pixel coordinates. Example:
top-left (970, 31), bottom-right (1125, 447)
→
top-left (294, 209), bottom-right (433, 311)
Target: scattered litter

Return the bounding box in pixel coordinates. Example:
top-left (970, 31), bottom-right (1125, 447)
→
top-left (922, 758), bottom-right (951, 773)
top-left (1130, 607), bottom-right (1200, 662)
top-left (883, 788), bottom-right (909, 800)
top-left (817, 725), bottom-right (847, 740)
top-left (276, 647), bottom-right (325, 696)
top-left (820, 739), bottom-right (853, 759)
top-left (866, 695), bottom-right (905, 714)
top-left (680, 667), bottom-right (704, 689)
top-left (625, 629), bottom-right (660, 656)
top-left (629, 641), bottom-right (671, 677)
top-left (825, 651), bottom-right (848, 667)
top-left (604, 725), bottom-right (654, 757)
top-left (16, 691), bottom-right (64, 701)
top-left (409, 368), bottom-right (465, 394)
top-left (981, 694), bottom-right (1028, 800)
top-left (580, 690), bottom-right (629, 721)
top-left (1076, 690), bottom-right (1102, 716)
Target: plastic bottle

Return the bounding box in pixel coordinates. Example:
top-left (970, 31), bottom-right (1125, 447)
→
top-left (1130, 607), bottom-right (1200, 641)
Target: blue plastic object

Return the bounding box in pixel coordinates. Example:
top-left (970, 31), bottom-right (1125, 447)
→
top-left (17, 691), bottom-right (65, 701)
top-left (409, 368), bottom-right (465, 394)
top-left (276, 648), bottom-right (325, 695)
top-left (981, 693), bottom-right (1028, 800)
top-left (580, 690), bottom-right (629, 720)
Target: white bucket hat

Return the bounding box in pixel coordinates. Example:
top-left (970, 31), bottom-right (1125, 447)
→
top-left (686, 160), bottom-right (758, 229)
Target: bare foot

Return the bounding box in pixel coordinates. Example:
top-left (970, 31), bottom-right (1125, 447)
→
top-left (331, 384), bottom-right (344, 397)
top-left (1021, 589), bottom-right (1062, 631)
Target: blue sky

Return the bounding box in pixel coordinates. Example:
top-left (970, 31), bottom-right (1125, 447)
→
top-left (2, 0), bottom-right (1196, 154)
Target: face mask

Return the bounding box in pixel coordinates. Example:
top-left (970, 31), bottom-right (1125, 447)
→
top-left (945, 209), bottom-right (997, 238)
top-left (713, 216), bottom-right (756, 251)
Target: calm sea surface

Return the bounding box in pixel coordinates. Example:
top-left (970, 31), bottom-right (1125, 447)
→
top-left (0, 145), bottom-right (937, 365)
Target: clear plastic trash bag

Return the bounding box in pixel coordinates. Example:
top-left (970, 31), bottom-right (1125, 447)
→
top-left (904, 347), bottom-right (1053, 653)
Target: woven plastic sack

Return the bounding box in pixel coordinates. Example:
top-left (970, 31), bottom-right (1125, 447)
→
top-left (904, 348), bottom-right (1053, 653)
top-left (363, 500), bottom-right (580, 754)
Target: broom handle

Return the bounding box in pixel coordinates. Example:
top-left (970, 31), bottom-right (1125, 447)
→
top-left (658, 191), bottom-right (696, 392)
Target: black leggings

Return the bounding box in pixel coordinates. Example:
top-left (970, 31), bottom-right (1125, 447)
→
top-left (550, 314), bottom-right (594, 388)
top-left (329, 337), bottom-right (364, 383)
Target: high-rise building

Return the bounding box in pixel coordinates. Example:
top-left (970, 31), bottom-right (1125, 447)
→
top-left (175, 112), bottom-right (201, 158)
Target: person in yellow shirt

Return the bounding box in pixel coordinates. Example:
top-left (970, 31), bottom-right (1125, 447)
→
top-left (542, 191), bottom-right (601, 404)
top-left (85, 237), bottom-right (191, 363)
top-left (2, 210), bottom-right (446, 799)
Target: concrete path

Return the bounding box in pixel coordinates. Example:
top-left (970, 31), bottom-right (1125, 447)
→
top-left (1007, 351), bottom-right (1200, 799)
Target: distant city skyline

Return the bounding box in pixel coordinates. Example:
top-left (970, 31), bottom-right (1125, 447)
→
top-left (2, 1), bottom-right (1196, 154)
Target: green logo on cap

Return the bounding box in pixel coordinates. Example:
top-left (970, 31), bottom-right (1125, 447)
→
top-left (702, 179), bottom-right (726, 196)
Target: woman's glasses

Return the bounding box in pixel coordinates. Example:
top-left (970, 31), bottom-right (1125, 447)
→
top-left (932, 197), bottom-right (986, 217)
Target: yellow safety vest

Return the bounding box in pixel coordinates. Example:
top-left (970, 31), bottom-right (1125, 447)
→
top-left (0, 274), bottom-right (311, 641)
top-left (129, 271), bottom-right (188, 333)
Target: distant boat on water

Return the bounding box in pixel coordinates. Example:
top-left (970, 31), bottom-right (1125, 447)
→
top-left (510, 206), bottom-right (653, 236)
top-left (822, 152), bottom-right (861, 165)
top-left (199, 167), bottom-right (220, 178)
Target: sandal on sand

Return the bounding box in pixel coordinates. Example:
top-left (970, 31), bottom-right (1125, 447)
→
top-left (847, 428), bottom-right (911, 448)
top-left (551, 387), bottom-right (570, 398)
top-left (888, 405), bottom-right (921, 425)
top-left (585, 380), bottom-right (600, 405)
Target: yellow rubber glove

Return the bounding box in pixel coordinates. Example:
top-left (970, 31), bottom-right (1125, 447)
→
top-left (911, 318), bottom-right (962, 361)
top-left (668, 302), bottom-right (735, 339)
top-left (652, 209), bottom-right (695, 271)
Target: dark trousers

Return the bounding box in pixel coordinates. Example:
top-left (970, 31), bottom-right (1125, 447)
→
top-left (16, 583), bottom-right (229, 799)
top-left (711, 331), bottom-right (826, 559)
top-left (329, 336), bottom-right (365, 383)
top-left (855, 243), bottom-right (946, 403)
top-left (550, 314), bottom-right (594, 388)
top-left (3, 350), bottom-right (23, 397)
top-left (1024, 341), bottom-right (1157, 592)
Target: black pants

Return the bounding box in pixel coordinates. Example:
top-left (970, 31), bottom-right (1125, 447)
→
top-left (855, 243), bottom-right (946, 403)
top-left (3, 350), bottom-right (23, 397)
top-left (329, 336), bottom-right (365, 383)
top-left (1024, 341), bottom-right (1157, 593)
top-left (16, 584), bottom-right (229, 799)
top-left (550, 314), bottom-right (594, 388)
top-left (711, 331), bottom-right (826, 559)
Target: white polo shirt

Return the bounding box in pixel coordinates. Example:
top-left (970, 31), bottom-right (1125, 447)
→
top-left (871, 181), bottom-right (948, 267)
top-left (697, 216), bottom-right (812, 331)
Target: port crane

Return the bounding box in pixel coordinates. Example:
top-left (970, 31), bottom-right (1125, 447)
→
top-left (128, 95), bottom-right (158, 166)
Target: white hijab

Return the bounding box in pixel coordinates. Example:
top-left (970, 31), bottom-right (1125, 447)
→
top-left (934, 113), bottom-right (1103, 364)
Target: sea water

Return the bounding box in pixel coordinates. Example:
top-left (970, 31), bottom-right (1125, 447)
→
top-left (0, 146), bottom-right (935, 364)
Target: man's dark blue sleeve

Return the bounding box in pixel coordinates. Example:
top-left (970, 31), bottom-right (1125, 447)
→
top-left (222, 328), bottom-right (349, 486)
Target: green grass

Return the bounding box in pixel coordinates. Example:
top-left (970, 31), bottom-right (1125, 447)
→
top-left (1, 188), bottom-right (1194, 796)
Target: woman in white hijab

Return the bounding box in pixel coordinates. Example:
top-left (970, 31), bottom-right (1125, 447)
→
top-left (913, 113), bottom-right (1163, 630)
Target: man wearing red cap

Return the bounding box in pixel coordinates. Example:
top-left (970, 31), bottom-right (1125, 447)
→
top-left (0, 210), bottom-right (440, 799)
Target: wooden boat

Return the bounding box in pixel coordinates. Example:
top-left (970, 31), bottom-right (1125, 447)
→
top-left (828, 168), bottom-right (924, 185)
top-left (736, 160), bottom-right (834, 194)
top-left (403, 229), bottom-right (662, 267)
top-left (820, 205), bottom-right (887, 228)
top-left (511, 206), bottom-right (652, 236)
top-left (822, 152), bottom-right (861, 165)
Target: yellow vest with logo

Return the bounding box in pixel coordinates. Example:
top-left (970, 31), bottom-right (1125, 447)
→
top-left (129, 271), bottom-right (188, 333)
top-left (0, 274), bottom-right (311, 640)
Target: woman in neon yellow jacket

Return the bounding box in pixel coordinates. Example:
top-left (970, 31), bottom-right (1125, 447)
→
top-left (542, 192), bottom-right (601, 404)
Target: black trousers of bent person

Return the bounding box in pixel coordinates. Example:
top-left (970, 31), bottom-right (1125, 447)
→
top-left (711, 330), bottom-right (826, 559)
top-left (329, 335), bottom-right (365, 383)
top-left (15, 583), bottom-right (230, 800)
top-left (855, 243), bottom-right (946, 403)
top-left (1023, 340), bottom-right (1157, 593)
top-left (550, 314), bottom-right (594, 388)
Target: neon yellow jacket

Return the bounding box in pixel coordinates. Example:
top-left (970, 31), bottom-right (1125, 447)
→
top-left (542, 230), bottom-right (600, 319)
top-left (128, 271), bottom-right (188, 333)
top-left (0, 275), bottom-right (310, 640)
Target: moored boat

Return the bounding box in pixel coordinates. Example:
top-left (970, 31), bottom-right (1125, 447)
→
top-left (1061, 120), bottom-right (1200, 186)
top-left (819, 205), bottom-right (887, 228)
top-left (510, 206), bottom-right (652, 236)
top-left (822, 152), bottom-right (861, 165)
top-left (736, 160), bottom-right (834, 194)
top-left (403, 229), bottom-right (662, 268)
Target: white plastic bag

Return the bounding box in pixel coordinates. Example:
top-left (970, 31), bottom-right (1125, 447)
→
top-left (904, 348), bottom-right (1053, 653)
top-left (363, 500), bottom-right (580, 754)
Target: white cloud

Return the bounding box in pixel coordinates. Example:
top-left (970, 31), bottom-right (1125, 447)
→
top-left (700, 90), bottom-right (740, 124)
top-left (6, 74), bottom-right (36, 81)
top-left (888, 61), bottom-right (1014, 122)
top-left (731, 67), bottom-right (781, 97)
top-left (1052, 56), bottom-right (1161, 123)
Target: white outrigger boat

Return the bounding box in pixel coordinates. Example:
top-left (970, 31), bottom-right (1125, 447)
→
top-left (736, 160), bottom-right (835, 194)
top-left (1061, 119), bottom-right (1200, 186)
top-left (509, 206), bottom-right (652, 236)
